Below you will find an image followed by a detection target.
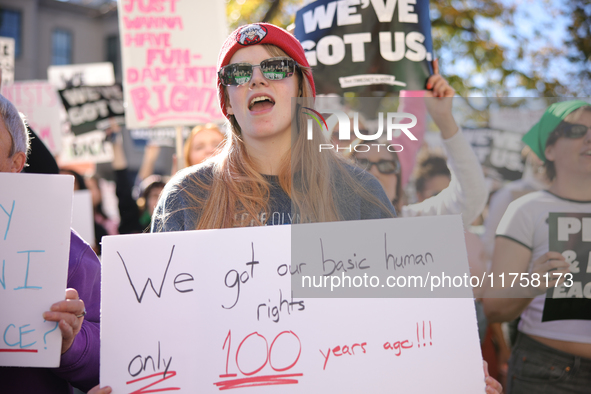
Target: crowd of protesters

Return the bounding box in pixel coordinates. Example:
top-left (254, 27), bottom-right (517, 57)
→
top-left (1, 20), bottom-right (590, 394)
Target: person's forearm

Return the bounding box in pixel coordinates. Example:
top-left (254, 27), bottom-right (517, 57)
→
top-left (111, 138), bottom-right (128, 170)
top-left (443, 131), bottom-right (487, 226)
top-left (434, 113), bottom-right (458, 140)
top-left (482, 296), bottom-right (532, 323)
top-left (138, 145), bottom-right (161, 181)
top-left (53, 321), bottom-right (100, 391)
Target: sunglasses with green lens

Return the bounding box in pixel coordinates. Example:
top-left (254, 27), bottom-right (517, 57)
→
top-left (219, 57), bottom-right (297, 86)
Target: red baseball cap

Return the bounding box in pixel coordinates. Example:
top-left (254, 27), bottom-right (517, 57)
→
top-left (217, 23), bottom-right (316, 119)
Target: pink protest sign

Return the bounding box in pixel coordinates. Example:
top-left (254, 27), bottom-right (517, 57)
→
top-left (1, 81), bottom-right (63, 155)
top-left (118, 0), bottom-right (227, 129)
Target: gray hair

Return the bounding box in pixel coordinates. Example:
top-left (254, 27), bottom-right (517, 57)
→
top-left (0, 94), bottom-right (29, 157)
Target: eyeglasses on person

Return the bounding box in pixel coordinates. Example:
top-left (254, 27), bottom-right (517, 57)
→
top-left (557, 122), bottom-right (591, 139)
top-left (356, 158), bottom-right (401, 175)
top-left (218, 57), bottom-right (297, 86)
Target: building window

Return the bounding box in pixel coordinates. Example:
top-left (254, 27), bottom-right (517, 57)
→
top-left (0, 9), bottom-right (22, 57)
top-left (106, 35), bottom-right (121, 80)
top-left (52, 29), bottom-right (72, 65)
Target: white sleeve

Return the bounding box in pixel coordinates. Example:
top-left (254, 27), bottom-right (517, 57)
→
top-left (400, 130), bottom-right (488, 227)
top-left (481, 186), bottom-right (515, 261)
top-left (496, 197), bottom-right (535, 250)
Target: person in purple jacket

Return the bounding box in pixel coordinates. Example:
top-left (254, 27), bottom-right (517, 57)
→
top-left (0, 93), bottom-right (104, 393)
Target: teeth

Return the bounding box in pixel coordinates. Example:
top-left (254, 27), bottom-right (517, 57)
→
top-left (249, 96), bottom-right (273, 108)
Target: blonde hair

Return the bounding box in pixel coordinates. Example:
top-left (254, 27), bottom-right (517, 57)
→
top-left (183, 123), bottom-right (226, 167)
top-left (187, 45), bottom-right (393, 229)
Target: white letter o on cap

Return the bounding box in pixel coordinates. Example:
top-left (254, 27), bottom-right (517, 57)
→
top-left (316, 35), bottom-right (345, 66)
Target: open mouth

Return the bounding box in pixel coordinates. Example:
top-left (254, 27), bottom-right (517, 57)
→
top-left (249, 95), bottom-right (275, 112)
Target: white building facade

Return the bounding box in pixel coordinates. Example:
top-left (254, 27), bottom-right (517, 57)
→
top-left (0, 0), bottom-right (120, 81)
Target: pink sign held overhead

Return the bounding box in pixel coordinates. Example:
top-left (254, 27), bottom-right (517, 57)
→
top-left (118, 0), bottom-right (227, 129)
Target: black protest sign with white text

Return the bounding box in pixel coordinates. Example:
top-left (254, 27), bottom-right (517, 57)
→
top-left (294, 0), bottom-right (433, 94)
top-left (542, 212), bottom-right (591, 322)
top-left (58, 84), bottom-right (125, 135)
top-left (462, 128), bottom-right (525, 182)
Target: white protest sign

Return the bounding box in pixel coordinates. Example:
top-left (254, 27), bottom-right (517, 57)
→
top-left (1, 81), bottom-right (63, 155)
top-left (59, 130), bottom-right (114, 164)
top-left (0, 37), bottom-right (15, 86)
top-left (0, 173), bottom-right (73, 367)
top-left (47, 62), bottom-right (115, 91)
top-left (101, 215), bottom-right (485, 392)
top-left (72, 190), bottom-right (95, 250)
top-left (118, 0), bottom-right (227, 129)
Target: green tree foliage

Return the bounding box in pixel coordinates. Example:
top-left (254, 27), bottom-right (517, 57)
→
top-left (226, 0), bottom-right (301, 30)
top-left (564, 0), bottom-right (591, 94)
top-left (226, 0), bottom-right (591, 96)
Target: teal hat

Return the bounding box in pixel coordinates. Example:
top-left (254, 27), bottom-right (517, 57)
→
top-left (522, 100), bottom-right (590, 161)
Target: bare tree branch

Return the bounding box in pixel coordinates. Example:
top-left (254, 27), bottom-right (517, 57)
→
top-left (262, 0), bottom-right (282, 23)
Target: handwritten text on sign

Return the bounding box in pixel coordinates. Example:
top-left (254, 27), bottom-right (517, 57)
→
top-left (0, 173), bottom-right (73, 367)
top-left (101, 216), bottom-right (484, 392)
top-left (118, 0), bottom-right (227, 129)
top-left (59, 130), bottom-right (114, 164)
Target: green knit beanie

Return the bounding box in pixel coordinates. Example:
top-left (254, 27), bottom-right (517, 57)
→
top-left (522, 100), bottom-right (590, 161)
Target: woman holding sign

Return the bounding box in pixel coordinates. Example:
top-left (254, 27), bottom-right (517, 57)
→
top-left (152, 23), bottom-right (396, 231)
top-left (0, 94), bottom-right (101, 394)
top-left (151, 23), bottom-right (502, 394)
top-left (483, 101), bottom-right (591, 393)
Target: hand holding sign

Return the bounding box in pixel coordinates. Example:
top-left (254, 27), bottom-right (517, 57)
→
top-left (42, 288), bottom-right (87, 354)
top-left (426, 60), bottom-right (455, 97)
top-left (0, 173), bottom-right (73, 368)
top-left (528, 251), bottom-right (569, 296)
top-left (424, 59), bottom-right (458, 139)
top-left (483, 361), bottom-right (504, 394)
top-left (88, 384), bottom-right (112, 394)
